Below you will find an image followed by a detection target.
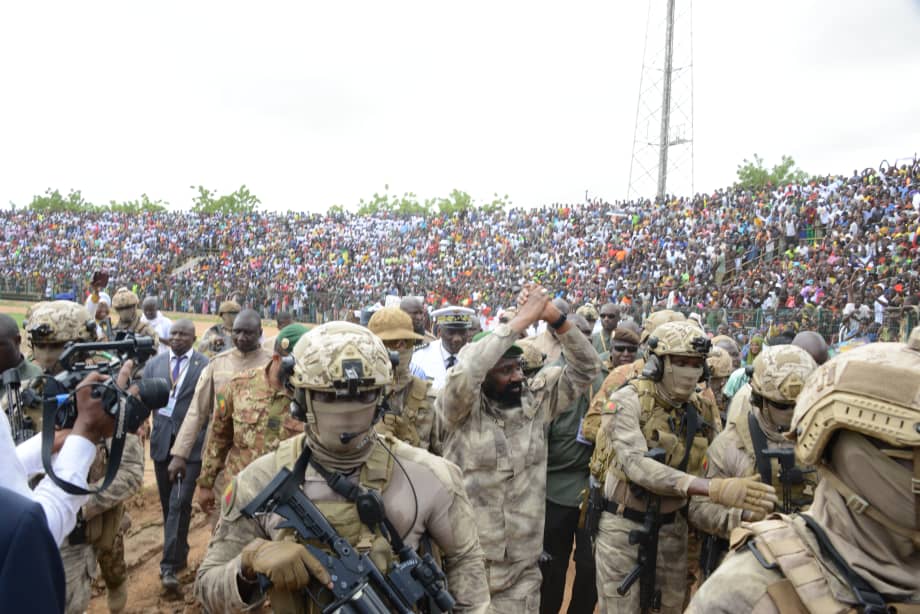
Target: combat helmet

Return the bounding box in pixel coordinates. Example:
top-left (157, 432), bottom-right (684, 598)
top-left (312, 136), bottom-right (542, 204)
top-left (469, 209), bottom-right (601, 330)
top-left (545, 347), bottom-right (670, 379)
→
top-left (289, 321), bottom-right (392, 395)
top-left (648, 321), bottom-right (711, 358)
top-left (706, 346), bottom-right (734, 378)
top-left (25, 300), bottom-right (95, 343)
top-left (789, 339), bottom-right (920, 467)
top-left (750, 345), bottom-right (817, 406)
top-left (789, 337), bottom-right (920, 547)
top-left (112, 287), bottom-right (139, 309)
top-left (515, 338), bottom-right (546, 377)
top-left (641, 309), bottom-right (685, 344)
top-left (218, 300), bottom-right (241, 316)
top-left (367, 307), bottom-right (423, 342)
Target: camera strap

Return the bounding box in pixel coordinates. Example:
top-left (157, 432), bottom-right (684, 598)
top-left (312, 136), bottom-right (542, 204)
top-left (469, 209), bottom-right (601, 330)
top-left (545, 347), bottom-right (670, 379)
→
top-left (40, 395), bottom-right (129, 495)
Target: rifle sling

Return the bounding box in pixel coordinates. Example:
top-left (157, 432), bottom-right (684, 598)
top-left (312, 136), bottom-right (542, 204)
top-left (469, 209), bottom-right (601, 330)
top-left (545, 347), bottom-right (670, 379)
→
top-left (676, 401), bottom-right (699, 472)
top-left (603, 498), bottom-right (676, 526)
top-left (748, 410), bottom-right (773, 486)
top-left (308, 455), bottom-right (362, 502)
top-left (40, 386), bottom-right (127, 496)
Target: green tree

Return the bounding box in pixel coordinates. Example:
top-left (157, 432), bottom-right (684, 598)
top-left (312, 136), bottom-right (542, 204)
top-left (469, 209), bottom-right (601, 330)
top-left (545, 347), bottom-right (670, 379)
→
top-left (480, 193), bottom-right (513, 213)
top-left (107, 193), bottom-right (168, 214)
top-left (190, 184), bottom-right (260, 214)
top-left (327, 204), bottom-right (347, 216)
top-left (356, 185), bottom-right (432, 217)
top-left (356, 187), bottom-right (512, 217)
top-left (29, 188), bottom-right (93, 212)
top-left (736, 154), bottom-right (809, 190)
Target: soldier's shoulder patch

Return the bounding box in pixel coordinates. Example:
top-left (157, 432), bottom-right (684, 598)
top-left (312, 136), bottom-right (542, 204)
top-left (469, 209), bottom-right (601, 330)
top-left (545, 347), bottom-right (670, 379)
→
top-left (223, 478), bottom-right (237, 510)
top-left (604, 400), bottom-right (617, 414)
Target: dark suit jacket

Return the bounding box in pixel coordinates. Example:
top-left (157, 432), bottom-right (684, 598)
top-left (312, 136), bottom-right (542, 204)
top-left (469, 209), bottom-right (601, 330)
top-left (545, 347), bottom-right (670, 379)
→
top-left (144, 350), bottom-right (209, 463)
top-left (0, 486), bottom-right (66, 613)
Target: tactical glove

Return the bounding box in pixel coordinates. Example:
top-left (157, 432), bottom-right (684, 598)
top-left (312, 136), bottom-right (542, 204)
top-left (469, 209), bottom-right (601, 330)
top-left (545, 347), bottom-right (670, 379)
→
top-left (240, 538), bottom-right (330, 591)
top-left (709, 476), bottom-right (777, 514)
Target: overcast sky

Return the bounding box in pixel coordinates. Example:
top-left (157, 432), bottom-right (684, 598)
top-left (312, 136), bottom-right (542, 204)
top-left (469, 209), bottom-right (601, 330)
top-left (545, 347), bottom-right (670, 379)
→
top-left (1, 0), bottom-right (918, 212)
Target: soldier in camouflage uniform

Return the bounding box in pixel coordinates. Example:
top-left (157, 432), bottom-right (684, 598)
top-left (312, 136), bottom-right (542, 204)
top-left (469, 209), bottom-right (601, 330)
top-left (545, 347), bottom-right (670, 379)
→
top-left (22, 301), bottom-right (145, 614)
top-left (437, 284), bottom-right (601, 613)
top-left (195, 322), bottom-right (491, 613)
top-left (515, 338), bottom-right (545, 378)
top-left (111, 287), bottom-right (160, 349)
top-left (689, 344), bottom-right (817, 600)
top-left (168, 309), bottom-right (272, 483)
top-left (595, 320), bottom-right (777, 613)
top-left (198, 300), bottom-right (241, 358)
top-left (688, 333), bottom-right (920, 612)
top-left (704, 346), bottom-right (733, 421)
top-left (195, 324), bottom-right (309, 513)
top-left (583, 311), bottom-right (683, 481)
top-left (367, 307), bottom-right (439, 451)
top-left (691, 345), bottom-right (818, 535)
top-left (711, 334), bottom-right (742, 370)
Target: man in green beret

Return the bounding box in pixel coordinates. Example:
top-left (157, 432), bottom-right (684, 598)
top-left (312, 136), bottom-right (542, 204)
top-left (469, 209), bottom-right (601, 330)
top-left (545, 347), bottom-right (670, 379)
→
top-left (195, 324), bottom-right (309, 514)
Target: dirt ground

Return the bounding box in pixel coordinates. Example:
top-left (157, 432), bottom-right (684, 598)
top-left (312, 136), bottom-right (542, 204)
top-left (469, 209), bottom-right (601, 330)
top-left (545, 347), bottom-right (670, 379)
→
top-left (1, 300), bottom-right (584, 613)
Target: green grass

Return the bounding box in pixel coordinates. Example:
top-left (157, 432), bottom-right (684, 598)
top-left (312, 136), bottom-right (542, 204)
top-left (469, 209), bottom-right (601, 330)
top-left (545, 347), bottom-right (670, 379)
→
top-left (7, 312), bottom-right (24, 327)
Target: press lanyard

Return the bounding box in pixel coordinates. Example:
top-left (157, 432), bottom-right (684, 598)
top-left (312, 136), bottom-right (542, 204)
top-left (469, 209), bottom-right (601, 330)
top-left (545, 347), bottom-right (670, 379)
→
top-left (170, 355), bottom-right (191, 398)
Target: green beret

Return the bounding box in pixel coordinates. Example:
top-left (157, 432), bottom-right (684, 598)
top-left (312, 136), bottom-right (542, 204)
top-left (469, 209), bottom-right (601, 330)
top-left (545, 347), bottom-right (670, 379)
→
top-left (472, 330), bottom-right (523, 358)
top-left (275, 323), bottom-right (309, 354)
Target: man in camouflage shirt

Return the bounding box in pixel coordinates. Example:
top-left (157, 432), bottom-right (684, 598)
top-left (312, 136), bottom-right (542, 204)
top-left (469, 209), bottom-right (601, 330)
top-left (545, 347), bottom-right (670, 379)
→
top-left (21, 301), bottom-right (145, 613)
top-left (438, 284), bottom-right (600, 613)
top-left (367, 307), bottom-right (439, 451)
top-left (167, 310), bottom-right (272, 486)
top-left (198, 300), bottom-right (241, 358)
top-left (196, 324), bottom-right (309, 513)
top-left (111, 287), bottom-right (160, 349)
top-left (195, 322), bottom-right (490, 613)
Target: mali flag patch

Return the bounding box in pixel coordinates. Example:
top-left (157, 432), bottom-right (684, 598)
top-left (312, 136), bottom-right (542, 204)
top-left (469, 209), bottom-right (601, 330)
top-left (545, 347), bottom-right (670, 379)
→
top-left (223, 479), bottom-right (236, 510)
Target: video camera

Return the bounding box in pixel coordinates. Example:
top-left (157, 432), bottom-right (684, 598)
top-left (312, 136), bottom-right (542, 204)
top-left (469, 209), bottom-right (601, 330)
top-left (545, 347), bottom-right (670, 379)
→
top-left (40, 332), bottom-right (169, 433)
top-left (25, 332), bottom-right (170, 495)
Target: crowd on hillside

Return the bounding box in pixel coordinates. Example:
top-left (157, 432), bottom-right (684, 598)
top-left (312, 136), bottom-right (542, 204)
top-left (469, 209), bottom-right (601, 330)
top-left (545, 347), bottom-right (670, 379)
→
top-left (2, 160), bottom-right (919, 341)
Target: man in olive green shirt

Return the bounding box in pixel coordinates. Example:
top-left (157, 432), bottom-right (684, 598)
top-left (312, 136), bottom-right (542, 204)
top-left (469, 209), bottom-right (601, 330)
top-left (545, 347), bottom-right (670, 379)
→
top-left (541, 313), bottom-right (603, 614)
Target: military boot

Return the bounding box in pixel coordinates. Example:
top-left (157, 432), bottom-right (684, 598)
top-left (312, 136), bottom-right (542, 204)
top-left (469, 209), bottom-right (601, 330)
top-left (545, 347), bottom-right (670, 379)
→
top-left (107, 581), bottom-right (127, 613)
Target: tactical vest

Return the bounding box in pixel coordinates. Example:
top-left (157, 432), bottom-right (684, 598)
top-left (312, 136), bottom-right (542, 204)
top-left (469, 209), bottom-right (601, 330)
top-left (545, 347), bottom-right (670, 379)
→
top-left (731, 407), bottom-right (816, 512)
top-left (608, 378), bottom-right (716, 483)
top-left (587, 361), bottom-right (646, 481)
top-left (731, 516), bottom-right (920, 614)
top-left (379, 377), bottom-right (431, 449)
top-left (271, 437), bottom-right (398, 596)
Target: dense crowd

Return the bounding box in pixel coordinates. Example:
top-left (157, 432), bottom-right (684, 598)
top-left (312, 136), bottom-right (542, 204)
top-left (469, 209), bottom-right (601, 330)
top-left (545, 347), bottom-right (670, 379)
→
top-left (2, 160), bottom-right (919, 340)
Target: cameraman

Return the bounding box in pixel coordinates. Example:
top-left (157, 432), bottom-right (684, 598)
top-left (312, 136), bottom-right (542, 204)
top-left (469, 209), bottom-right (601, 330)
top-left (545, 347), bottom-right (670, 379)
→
top-left (14, 301), bottom-right (145, 613)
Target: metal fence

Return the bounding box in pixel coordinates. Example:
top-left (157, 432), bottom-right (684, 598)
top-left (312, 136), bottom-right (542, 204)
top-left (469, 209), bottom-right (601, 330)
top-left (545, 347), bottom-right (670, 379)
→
top-left (636, 306), bottom-right (918, 344)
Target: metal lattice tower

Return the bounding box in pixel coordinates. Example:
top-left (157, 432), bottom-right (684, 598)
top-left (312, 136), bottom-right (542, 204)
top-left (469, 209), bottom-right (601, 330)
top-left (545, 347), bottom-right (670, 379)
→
top-left (627, 0), bottom-right (694, 201)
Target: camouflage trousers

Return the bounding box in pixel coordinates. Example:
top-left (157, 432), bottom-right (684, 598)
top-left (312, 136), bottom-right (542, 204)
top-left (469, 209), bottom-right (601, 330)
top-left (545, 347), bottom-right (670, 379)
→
top-left (486, 559), bottom-right (542, 613)
top-left (594, 510), bottom-right (688, 614)
top-left (62, 543), bottom-right (96, 614)
top-left (97, 530), bottom-right (127, 587)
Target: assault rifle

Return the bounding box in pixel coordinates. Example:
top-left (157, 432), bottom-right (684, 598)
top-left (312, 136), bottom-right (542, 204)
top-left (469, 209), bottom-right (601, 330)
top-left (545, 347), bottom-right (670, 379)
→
top-left (616, 447), bottom-right (666, 613)
top-left (762, 448), bottom-right (813, 514)
top-left (241, 442), bottom-right (455, 614)
top-left (699, 534), bottom-right (728, 580)
top-left (582, 476), bottom-right (605, 540)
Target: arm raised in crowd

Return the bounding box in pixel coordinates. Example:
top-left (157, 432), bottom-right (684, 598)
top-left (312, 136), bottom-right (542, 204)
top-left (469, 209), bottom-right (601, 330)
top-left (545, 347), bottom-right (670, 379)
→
top-left (437, 285), bottom-right (549, 430)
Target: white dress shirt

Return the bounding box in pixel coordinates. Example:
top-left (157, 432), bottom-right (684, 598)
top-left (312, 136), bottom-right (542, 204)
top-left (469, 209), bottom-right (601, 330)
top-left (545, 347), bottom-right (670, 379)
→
top-left (143, 312), bottom-right (174, 355)
top-left (1, 413), bottom-right (96, 546)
